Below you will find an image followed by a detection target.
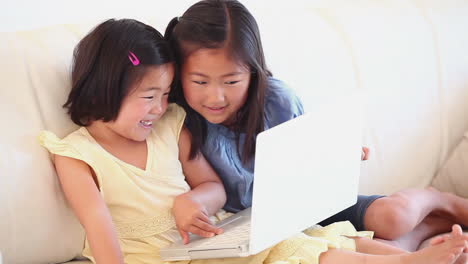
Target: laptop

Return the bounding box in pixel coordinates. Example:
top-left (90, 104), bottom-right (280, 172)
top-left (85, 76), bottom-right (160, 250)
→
top-left (160, 92), bottom-right (364, 261)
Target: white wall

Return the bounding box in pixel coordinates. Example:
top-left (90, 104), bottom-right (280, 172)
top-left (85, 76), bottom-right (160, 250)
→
top-left (1, 0), bottom-right (302, 32)
top-left (0, 0), bottom-right (320, 103)
top-left (3, 0), bottom-right (468, 196)
top-left (0, 0), bottom-right (198, 32)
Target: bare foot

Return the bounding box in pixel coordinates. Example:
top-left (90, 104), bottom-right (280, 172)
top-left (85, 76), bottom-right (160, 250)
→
top-left (401, 224), bottom-right (467, 264)
top-left (453, 253), bottom-right (468, 264)
top-left (390, 214), bottom-right (456, 251)
top-left (428, 187), bottom-right (468, 226)
top-left (402, 237), bottom-right (465, 264)
top-left (431, 225), bottom-right (468, 254)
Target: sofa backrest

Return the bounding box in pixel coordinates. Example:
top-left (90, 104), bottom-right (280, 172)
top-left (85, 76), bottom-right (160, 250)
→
top-left (1, 2), bottom-right (468, 263)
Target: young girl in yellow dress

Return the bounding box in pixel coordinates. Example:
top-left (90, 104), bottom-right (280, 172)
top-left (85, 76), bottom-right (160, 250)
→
top-left (39, 17), bottom-right (466, 264)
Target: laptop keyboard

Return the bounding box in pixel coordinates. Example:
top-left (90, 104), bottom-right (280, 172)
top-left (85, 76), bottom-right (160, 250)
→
top-left (196, 220), bottom-right (251, 247)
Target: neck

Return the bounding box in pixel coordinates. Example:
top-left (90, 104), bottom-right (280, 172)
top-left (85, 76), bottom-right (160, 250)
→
top-left (221, 113), bottom-right (240, 131)
top-left (86, 121), bottom-right (135, 148)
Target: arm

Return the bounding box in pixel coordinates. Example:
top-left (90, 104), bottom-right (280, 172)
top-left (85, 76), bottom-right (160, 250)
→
top-left (173, 126), bottom-right (227, 244)
top-left (54, 155), bottom-right (124, 264)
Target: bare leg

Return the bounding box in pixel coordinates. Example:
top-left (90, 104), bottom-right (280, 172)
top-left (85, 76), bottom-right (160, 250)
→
top-left (428, 239), bottom-right (468, 264)
top-left (354, 236), bottom-right (407, 255)
top-left (376, 214), bottom-right (455, 251)
top-left (319, 232), bottom-right (466, 264)
top-left (364, 187), bottom-right (468, 240)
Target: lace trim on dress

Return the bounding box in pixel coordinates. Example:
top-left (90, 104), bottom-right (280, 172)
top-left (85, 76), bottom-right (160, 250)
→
top-left (114, 210), bottom-right (176, 239)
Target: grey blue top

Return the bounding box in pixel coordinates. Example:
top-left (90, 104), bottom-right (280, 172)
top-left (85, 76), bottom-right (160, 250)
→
top-left (200, 78), bottom-right (304, 212)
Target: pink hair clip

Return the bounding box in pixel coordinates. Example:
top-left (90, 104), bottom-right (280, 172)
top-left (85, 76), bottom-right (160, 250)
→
top-left (128, 51), bottom-right (140, 66)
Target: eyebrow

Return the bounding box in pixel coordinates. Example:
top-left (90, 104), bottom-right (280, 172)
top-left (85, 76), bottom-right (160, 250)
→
top-left (142, 87), bottom-right (162, 92)
top-left (188, 72), bottom-right (247, 78)
top-left (140, 87), bottom-right (171, 94)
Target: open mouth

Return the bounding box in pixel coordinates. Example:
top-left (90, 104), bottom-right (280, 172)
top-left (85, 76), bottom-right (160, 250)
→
top-left (139, 120), bottom-right (153, 129)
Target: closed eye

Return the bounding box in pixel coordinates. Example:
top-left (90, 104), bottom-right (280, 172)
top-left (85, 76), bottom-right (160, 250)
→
top-left (225, 81), bottom-right (240, 85)
top-left (142, 96), bottom-right (154, 99)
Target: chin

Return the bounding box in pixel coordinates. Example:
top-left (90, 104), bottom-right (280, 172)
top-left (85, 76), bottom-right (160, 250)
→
top-left (200, 112), bottom-right (229, 125)
top-left (205, 116), bottom-right (228, 125)
top-left (130, 137), bottom-right (146, 142)
top-left (132, 133), bottom-right (150, 142)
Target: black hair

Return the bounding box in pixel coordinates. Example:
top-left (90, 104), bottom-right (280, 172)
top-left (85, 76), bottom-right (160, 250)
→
top-left (165, 0), bottom-right (271, 163)
top-left (64, 18), bottom-right (174, 126)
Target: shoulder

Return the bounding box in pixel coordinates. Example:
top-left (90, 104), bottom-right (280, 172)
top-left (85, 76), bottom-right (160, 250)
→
top-left (39, 128), bottom-right (91, 155)
top-left (264, 77), bottom-right (304, 128)
top-left (158, 103), bottom-right (186, 127)
top-left (39, 128), bottom-right (96, 181)
top-left (153, 103), bottom-right (187, 141)
top-left (265, 78), bottom-right (304, 115)
top-left (63, 127), bottom-right (93, 144)
top-left (164, 103), bottom-right (186, 120)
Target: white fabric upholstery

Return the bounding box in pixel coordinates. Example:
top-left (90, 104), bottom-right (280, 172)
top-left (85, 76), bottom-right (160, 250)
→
top-left (0, 25), bottom-right (86, 264)
top-left (260, 1), bottom-right (468, 195)
top-left (432, 131), bottom-right (468, 198)
top-left (1, 1), bottom-right (468, 263)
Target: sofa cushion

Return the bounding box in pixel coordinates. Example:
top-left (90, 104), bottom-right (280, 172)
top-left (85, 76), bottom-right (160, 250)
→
top-left (0, 24), bottom-right (90, 264)
top-left (432, 131), bottom-right (468, 198)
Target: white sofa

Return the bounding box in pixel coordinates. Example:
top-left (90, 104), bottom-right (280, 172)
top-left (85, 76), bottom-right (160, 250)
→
top-left (1, 1), bottom-right (468, 263)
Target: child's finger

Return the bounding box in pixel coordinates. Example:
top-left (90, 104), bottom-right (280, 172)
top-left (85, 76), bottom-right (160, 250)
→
top-left (196, 211), bottom-right (212, 223)
top-left (194, 211), bottom-right (223, 234)
top-left (431, 234), bottom-right (451, 245)
top-left (177, 228), bottom-right (190, 245)
top-left (188, 225), bottom-right (215, 238)
top-left (194, 217), bottom-right (223, 235)
top-left (463, 234), bottom-right (468, 253)
top-left (452, 224), bottom-right (463, 236)
top-left (430, 236), bottom-right (445, 246)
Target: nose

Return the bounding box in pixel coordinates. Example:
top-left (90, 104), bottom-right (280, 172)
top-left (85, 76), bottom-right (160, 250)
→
top-left (206, 84), bottom-right (225, 103)
top-left (150, 99), bottom-right (164, 115)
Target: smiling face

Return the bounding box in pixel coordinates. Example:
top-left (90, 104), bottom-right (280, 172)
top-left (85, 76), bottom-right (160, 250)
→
top-left (101, 64), bottom-right (174, 142)
top-left (181, 48), bottom-right (251, 126)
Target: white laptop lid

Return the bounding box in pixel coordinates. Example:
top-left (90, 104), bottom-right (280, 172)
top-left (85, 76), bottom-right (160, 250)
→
top-left (249, 92), bottom-right (363, 254)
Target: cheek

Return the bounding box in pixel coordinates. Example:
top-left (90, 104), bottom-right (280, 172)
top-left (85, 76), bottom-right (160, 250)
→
top-left (129, 102), bottom-right (151, 119)
top-left (182, 84), bottom-right (198, 104)
top-left (233, 85), bottom-right (249, 105)
top-left (115, 102), bottom-right (131, 121)
top-left (162, 98), bottom-right (169, 111)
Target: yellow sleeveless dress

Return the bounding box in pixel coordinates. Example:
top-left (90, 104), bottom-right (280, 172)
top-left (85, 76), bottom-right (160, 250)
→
top-left (39, 103), bottom-right (372, 264)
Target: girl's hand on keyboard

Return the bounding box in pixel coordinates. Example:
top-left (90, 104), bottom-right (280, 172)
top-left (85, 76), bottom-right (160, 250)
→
top-left (173, 193), bottom-right (223, 244)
